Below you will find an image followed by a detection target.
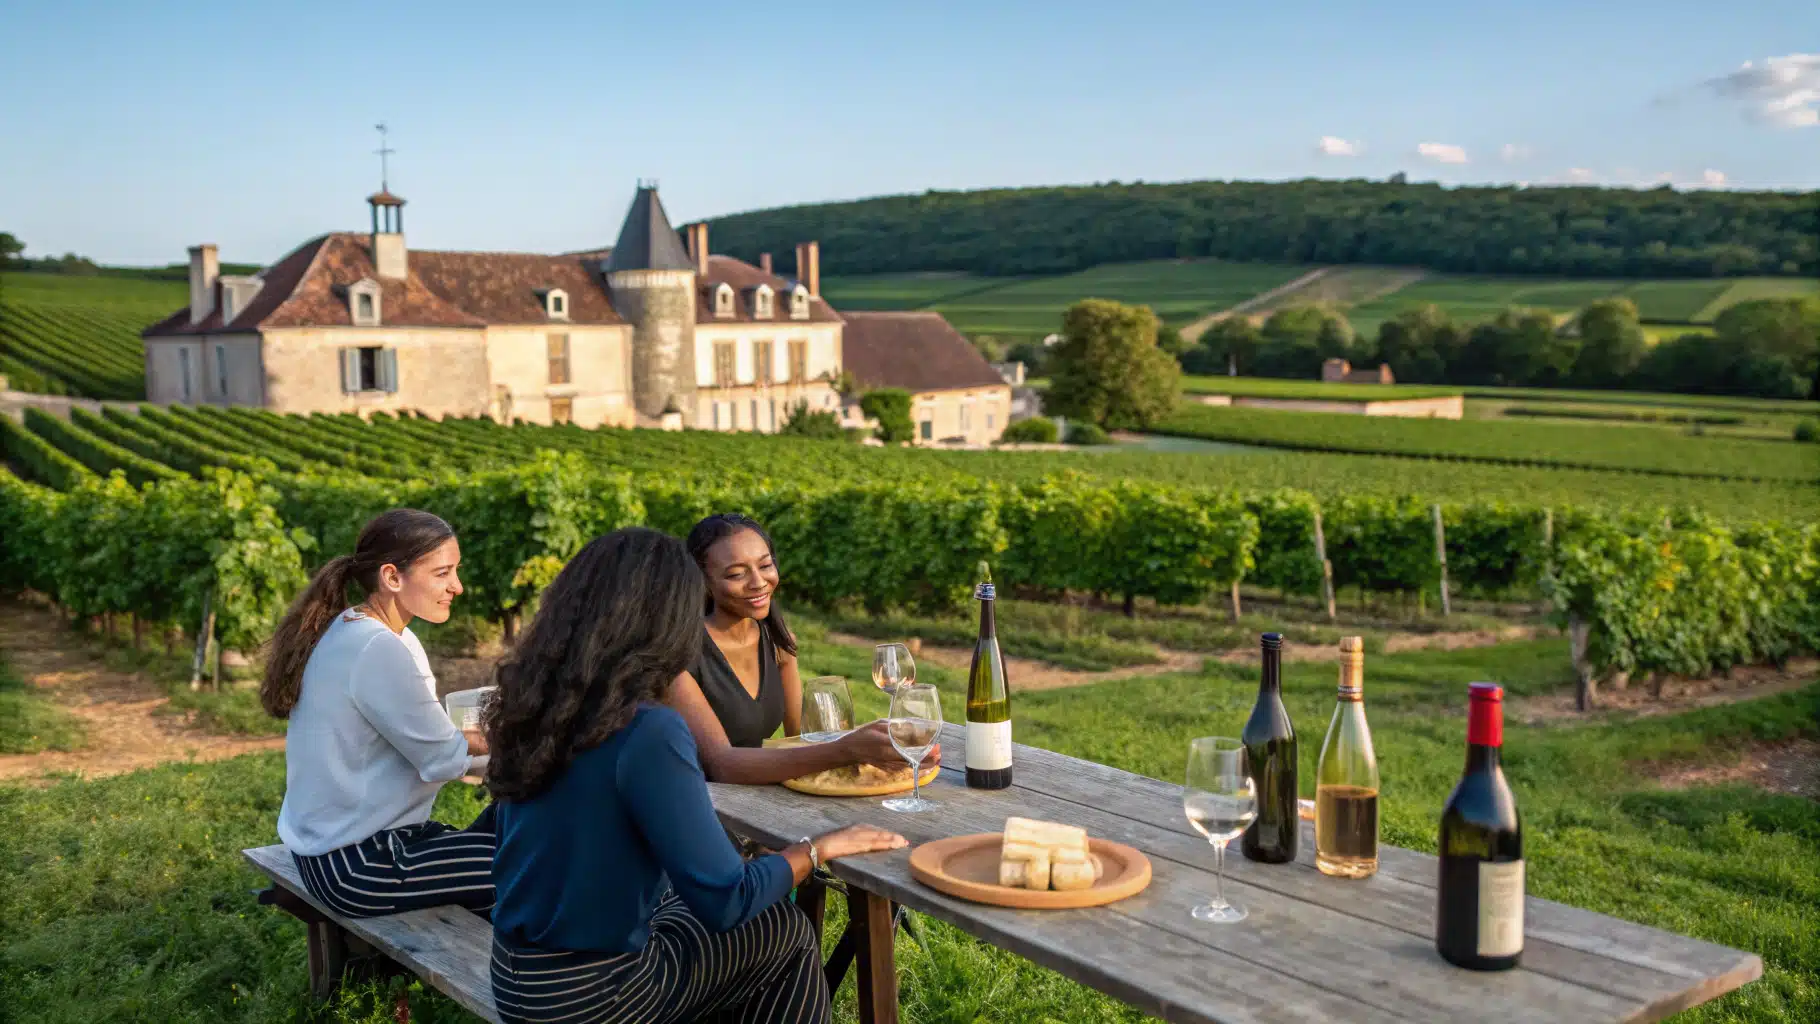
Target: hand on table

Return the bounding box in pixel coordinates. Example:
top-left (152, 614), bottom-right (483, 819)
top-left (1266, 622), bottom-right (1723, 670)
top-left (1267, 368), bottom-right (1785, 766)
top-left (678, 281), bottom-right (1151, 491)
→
top-left (839, 720), bottom-right (942, 770)
top-left (812, 824), bottom-right (909, 861)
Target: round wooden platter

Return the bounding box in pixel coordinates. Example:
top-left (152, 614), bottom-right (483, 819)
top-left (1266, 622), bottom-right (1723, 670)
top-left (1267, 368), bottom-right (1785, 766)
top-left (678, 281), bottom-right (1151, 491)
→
top-left (762, 734), bottom-right (940, 797)
top-left (909, 834), bottom-right (1153, 910)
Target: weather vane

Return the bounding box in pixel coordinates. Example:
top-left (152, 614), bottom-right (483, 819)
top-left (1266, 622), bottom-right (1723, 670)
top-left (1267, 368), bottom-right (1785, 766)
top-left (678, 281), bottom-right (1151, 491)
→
top-left (374, 123), bottom-right (395, 191)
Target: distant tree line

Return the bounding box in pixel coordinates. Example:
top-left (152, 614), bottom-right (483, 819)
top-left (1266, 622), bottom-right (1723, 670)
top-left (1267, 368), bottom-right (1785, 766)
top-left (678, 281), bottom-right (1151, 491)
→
top-left (1178, 297), bottom-right (1820, 400)
top-left (0, 231), bottom-right (258, 279)
top-left (705, 180), bottom-right (1818, 279)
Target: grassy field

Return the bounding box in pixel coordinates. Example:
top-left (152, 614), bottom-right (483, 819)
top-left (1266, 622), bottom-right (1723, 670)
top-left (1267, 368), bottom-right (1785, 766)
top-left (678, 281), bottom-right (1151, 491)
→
top-left (0, 271), bottom-right (178, 398)
top-left (1181, 376), bottom-right (1462, 401)
top-left (4, 621), bottom-right (1815, 1023)
top-left (0, 652), bottom-right (86, 754)
top-left (1154, 403), bottom-right (1820, 484)
top-left (1694, 278), bottom-right (1820, 321)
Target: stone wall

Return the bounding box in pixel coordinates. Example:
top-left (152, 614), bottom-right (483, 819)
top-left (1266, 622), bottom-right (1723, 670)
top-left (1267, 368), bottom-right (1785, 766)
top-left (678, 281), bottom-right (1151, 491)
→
top-left (609, 269), bottom-right (697, 423)
top-left (260, 327), bottom-right (491, 419)
top-left (913, 385), bottom-right (1013, 445)
top-left (484, 325), bottom-right (634, 427)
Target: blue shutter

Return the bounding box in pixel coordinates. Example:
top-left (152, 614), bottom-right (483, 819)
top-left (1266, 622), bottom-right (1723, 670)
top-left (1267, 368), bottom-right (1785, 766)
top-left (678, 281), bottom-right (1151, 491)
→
top-left (340, 349), bottom-right (359, 393)
top-left (380, 349), bottom-right (399, 393)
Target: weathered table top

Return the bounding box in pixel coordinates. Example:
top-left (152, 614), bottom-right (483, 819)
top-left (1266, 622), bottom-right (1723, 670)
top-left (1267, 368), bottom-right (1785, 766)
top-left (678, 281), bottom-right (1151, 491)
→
top-left (707, 723), bottom-right (1761, 1024)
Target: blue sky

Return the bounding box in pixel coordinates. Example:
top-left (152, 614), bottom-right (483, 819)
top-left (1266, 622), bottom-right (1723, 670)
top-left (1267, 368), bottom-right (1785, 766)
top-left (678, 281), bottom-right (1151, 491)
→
top-left (1, 0), bottom-right (1814, 266)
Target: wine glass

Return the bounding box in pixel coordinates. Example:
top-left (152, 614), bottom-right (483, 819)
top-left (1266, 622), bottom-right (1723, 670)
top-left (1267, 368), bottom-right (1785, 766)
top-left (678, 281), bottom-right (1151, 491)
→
top-left (873, 643), bottom-right (915, 694)
top-left (800, 676), bottom-right (854, 743)
top-left (882, 683), bottom-right (942, 813)
top-left (1183, 736), bottom-right (1257, 923)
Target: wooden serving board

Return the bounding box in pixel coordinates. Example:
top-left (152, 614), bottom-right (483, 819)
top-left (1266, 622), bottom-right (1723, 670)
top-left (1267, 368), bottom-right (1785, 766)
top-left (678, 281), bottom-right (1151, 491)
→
top-left (762, 734), bottom-right (940, 797)
top-left (909, 833), bottom-right (1153, 910)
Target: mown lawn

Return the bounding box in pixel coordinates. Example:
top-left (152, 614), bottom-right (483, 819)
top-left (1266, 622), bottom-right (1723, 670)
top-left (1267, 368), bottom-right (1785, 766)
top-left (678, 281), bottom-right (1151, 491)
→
top-left (3, 634), bottom-right (1815, 1022)
top-left (0, 652), bottom-right (85, 755)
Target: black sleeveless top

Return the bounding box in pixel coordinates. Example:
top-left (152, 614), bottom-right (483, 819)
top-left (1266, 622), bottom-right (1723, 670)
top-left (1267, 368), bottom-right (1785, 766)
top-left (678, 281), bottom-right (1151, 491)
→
top-left (691, 625), bottom-right (785, 749)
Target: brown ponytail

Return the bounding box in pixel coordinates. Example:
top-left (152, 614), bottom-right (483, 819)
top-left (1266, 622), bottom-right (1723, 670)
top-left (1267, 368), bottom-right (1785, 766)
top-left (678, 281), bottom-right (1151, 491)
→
top-left (260, 508), bottom-right (455, 718)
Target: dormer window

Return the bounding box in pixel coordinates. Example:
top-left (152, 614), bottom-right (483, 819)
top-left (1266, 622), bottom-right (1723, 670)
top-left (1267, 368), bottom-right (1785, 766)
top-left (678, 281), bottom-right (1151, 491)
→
top-left (789, 285), bottom-right (810, 320)
top-left (349, 279), bottom-right (382, 326)
top-left (544, 289), bottom-right (569, 320)
top-left (753, 284), bottom-right (775, 320)
top-left (714, 282), bottom-right (736, 318)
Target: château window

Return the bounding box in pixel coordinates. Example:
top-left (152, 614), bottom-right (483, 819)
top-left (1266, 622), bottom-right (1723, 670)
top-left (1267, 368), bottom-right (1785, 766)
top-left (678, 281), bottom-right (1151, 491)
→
top-left (349, 279), bottom-right (382, 326)
top-left (754, 340), bottom-right (774, 385)
top-left (790, 286), bottom-right (810, 320)
top-left (714, 283), bottom-right (736, 318)
top-left (547, 333), bottom-right (571, 385)
top-left (960, 402), bottom-right (972, 431)
top-left (215, 343), bottom-right (229, 398)
top-left (179, 348), bottom-right (193, 402)
top-left (545, 289), bottom-right (569, 320)
top-left (550, 397), bottom-right (573, 425)
top-left (340, 346), bottom-right (398, 393)
top-left (788, 339), bottom-right (808, 384)
top-left (753, 285), bottom-right (774, 319)
top-left (919, 418), bottom-right (933, 441)
top-left (714, 341), bottom-right (736, 387)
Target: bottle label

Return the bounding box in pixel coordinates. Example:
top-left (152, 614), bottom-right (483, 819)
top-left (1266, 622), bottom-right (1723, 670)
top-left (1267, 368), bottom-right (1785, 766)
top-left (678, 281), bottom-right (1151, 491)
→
top-left (966, 720), bottom-right (1012, 770)
top-left (1477, 860), bottom-right (1525, 957)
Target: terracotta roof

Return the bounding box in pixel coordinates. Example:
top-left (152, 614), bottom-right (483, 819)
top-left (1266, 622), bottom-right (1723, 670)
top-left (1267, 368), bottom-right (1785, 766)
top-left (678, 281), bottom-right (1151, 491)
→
top-left (367, 190), bottom-right (406, 207)
top-left (840, 312), bottom-right (1008, 394)
top-left (696, 255), bottom-right (841, 324)
top-left (145, 234), bottom-right (623, 337)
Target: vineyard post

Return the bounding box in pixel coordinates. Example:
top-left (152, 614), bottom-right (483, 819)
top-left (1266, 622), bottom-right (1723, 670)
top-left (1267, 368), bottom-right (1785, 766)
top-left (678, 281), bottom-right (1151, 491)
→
top-left (1229, 579), bottom-right (1242, 622)
top-left (1432, 504), bottom-right (1451, 618)
top-left (1311, 508), bottom-right (1336, 621)
top-left (189, 589), bottom-right (214, 691)
top-left (1569, 614), bottom-right (1594, 711)
top-left (131, 614), bottom-right (143, 651)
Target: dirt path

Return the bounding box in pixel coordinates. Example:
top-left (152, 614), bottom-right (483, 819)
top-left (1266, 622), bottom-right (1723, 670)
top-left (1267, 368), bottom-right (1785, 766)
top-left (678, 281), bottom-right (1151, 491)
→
top-left (1647, 738), bottom-right (1820, 800)
top-left (0, 602), bottom-right (283, 784)
top-left (1216, 626), bottom-right (1541, 666)
top-left (1509, 658), bottom-right (1818, 724)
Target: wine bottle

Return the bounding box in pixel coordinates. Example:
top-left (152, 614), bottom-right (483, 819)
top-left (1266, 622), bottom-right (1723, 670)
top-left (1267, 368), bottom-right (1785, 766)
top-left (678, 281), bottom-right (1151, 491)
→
top-left (1240, 632), bottom-right (1297, 863)
top-left (1437, 682), bottom-right (1524, 971)
top-left (965, 561), bottom-right (1012, 789)
top-left (1315, 636), bottom-right (1379, 878)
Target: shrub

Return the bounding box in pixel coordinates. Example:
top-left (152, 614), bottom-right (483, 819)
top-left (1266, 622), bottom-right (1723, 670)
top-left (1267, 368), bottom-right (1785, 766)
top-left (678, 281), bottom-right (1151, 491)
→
top-left (1796, 419), bottom-right (1819, 443)
top-left (1064, 422), bottom-right (1111, 446)
top-left (860, 389), bottom-right (915, 443)
top-left (777, 401), bottom-right (846, 440)
top-left (998, 418), bottom-right (1059, 445)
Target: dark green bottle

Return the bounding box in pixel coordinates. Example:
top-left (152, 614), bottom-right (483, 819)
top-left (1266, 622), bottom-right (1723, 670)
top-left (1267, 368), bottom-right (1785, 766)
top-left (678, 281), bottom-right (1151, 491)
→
top-left (1240, 632), bottom-right (1298, 863)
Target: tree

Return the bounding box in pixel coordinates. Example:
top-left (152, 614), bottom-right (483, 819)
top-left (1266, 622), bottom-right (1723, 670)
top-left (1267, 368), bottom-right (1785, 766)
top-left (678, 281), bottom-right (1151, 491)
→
top-left (1184, 318), bottom-right (1261, 376)
top-left (859, 388), bottom-right (915, 443)
top-left (1372, 304), bottom-right (1455, 383)
top-left (0, 232), bottom-right (22, 266)
top-left (1714, 297), bottom-right (1820, 399)
top-left (777, 400), bottom-right (846, 439)
top-left (1155, 324), bottom-right (1189, 360)
top-left (1004, 339), bottom-right (1049, 376)
top-left (1459, 308), bottom-right (1578, 386)
top-left (1571, 298), bottom-right (1648, 387)
top-left (1252, 305), bottom-right (1354, 378)
top-left (1043, 299), bottom-right (1181, 430)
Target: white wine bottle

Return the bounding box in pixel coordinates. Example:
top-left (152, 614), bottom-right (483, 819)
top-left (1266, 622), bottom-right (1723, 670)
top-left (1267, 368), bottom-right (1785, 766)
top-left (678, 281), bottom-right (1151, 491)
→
top-left (965, 561), bottom-right (1012, 789)
top-left (1315, 636), bottom-right (1379, 878)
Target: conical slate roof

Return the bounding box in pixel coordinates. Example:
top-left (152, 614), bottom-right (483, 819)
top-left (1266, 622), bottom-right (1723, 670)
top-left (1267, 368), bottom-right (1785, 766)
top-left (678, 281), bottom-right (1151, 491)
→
top-left (602, 185), bottom-right (694, 273)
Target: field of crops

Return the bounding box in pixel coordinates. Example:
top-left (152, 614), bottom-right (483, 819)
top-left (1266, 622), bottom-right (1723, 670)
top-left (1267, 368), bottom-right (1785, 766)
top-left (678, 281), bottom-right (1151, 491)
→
top-left (1156, 402), bottom-right (1820, 484)
top-left (0, 272), bottom-right (181, 399)
top-left (815, 272), bottom-right (1009, 310)
top-left (1180, 376), bottom-right (1462, 401)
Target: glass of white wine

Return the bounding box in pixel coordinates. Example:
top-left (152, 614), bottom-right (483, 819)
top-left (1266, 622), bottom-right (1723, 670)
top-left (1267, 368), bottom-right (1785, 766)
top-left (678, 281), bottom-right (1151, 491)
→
top-left (882, 683), bottom-right (942, 813)
top-left (873, 643), bottom-right (915, 695)
top-left (800, 676), bottom-right (854, 743)
top-left (1183, 736), bottom-right (1257, 923)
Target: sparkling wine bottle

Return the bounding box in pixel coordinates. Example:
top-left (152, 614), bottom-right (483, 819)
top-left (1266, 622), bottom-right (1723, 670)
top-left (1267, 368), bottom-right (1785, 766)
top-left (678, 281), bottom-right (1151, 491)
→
top-left (964, 562), bottom-right (1012, 789)
top-left (1437, 682), bottom-right (1524, 970)
top-left (1240, 632), bottom-right (1297, 863)
top-left (1315, 637), bottom-right (1379, 878)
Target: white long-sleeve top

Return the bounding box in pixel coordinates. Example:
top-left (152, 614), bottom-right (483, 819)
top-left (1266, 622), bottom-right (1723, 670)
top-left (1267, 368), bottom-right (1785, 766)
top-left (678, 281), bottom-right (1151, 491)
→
top-left (277, 610), bottom-right (472, 856)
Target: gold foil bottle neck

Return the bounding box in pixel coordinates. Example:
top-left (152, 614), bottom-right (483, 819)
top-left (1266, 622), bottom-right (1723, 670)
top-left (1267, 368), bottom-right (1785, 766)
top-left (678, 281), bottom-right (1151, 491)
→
top-left (1337, 636), bottom-right (1364, 699)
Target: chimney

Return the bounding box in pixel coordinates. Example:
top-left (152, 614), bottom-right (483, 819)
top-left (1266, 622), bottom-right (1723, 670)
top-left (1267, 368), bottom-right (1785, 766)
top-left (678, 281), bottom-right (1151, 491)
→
top-left (188, 244), bottom-right (219, 324)
top-left (686, 222), bottom-right (709, 276)
top-left (795, 240), bottom-right (820, 298)
top-left (759, 252), bottom-right (773, 276)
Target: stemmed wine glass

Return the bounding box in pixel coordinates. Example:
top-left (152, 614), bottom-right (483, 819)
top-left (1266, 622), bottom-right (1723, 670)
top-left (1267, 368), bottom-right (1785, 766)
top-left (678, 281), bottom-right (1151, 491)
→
top-left (800, 676), bottom-right (854, 743)
top-left (882, 683), bottom-right (942, 813)
top-left (1183, 736), bottom-right (1257, 923)
top-left (873, 643), bottom-right (916, 695)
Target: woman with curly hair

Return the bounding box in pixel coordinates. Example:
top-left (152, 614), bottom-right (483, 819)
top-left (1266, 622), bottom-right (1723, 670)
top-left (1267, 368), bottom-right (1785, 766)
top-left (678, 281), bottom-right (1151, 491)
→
top-left (485, 527), bottom-right (904, 1024)
top-left (670, 512), bottom-right (937, 783)
top-left (265, 508), bottom-right (495, 918)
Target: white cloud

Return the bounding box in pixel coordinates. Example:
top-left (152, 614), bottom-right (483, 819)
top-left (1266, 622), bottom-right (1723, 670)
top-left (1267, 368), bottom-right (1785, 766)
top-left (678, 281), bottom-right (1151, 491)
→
top-left (1498, 143), bottom-right (1532, 162)
top-left (1701, 168), bottom-right (1727, 187)
top-left (1566, 167), bottom-right (1595, 182)
top-left (1316, 136), bottom-right (1361, 157)
top-left (1416, 142), bottom-right (1469, 164)
top-left (1705, 53), bottom-right (1820, 127)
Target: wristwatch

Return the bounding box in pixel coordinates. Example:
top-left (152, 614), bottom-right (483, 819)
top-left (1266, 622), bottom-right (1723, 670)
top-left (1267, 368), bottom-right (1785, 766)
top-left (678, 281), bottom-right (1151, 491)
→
top-left (798, 835), bottom-right (821, 871)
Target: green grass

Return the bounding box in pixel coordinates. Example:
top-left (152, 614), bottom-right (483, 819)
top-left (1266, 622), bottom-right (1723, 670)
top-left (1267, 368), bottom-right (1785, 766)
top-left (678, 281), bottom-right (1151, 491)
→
top-left (1155, 403), bottom-right (1820, 484)
top-left (1624, 281), bottom-right (1737, 323)
top-left (0, 272), bottom-right (179, 399)
top-left (1693, 278), bottom-right (1820, 322)
top-left (0, 652), bottom-right (85, 755)
top-left (1182, 375), bottom-right (1462, 401)
top-left (7, 635), bottom-right (1812, 1022)
top-left (818, 272), bottom-right (1014, 311)
top-left (1457, 385), bottom-right (1820, 418)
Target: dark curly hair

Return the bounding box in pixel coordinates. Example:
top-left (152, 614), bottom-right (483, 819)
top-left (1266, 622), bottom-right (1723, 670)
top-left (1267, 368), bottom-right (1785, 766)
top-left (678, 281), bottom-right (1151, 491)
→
top-left (482, 527), bottom-right (704, 802)
top-left (686, 512), bottom-right (797, 658)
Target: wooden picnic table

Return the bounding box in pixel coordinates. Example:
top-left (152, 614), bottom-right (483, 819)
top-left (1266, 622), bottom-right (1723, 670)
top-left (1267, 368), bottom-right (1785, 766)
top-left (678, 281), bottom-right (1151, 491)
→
top-left (708, 722), bottom-right (1762, 1024)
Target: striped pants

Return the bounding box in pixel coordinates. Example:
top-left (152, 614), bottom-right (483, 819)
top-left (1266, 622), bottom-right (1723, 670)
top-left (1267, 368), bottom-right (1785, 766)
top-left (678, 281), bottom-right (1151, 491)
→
top-left (490, 894), bottom-right (829, 1024)
top-left (292, 804), bottom-right (497, 918)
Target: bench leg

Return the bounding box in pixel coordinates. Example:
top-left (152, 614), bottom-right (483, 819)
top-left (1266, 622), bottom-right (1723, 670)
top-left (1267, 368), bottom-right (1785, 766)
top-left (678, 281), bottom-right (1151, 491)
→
top-left (850, 889), bottom-right (900, 1024)
top-left (306, 918), bottom-right (351, 1001)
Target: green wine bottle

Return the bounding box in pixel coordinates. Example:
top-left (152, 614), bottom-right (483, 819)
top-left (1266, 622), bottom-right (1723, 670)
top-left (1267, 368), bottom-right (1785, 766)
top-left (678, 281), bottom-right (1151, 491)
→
top-left (965, 561), bottom-right (1012, 789)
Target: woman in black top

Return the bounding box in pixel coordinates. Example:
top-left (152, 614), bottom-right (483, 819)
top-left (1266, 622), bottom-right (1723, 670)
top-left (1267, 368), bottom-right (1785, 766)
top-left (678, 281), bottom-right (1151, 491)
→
top-left (669, 513), bottom-right (936, 784)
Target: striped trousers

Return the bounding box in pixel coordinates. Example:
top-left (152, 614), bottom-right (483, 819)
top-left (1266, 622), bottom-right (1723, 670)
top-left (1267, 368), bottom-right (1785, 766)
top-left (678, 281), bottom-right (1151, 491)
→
top-left (292, 804), bottom-right (497, 918)
top-left (490, 893), bottom-right (829, 1024)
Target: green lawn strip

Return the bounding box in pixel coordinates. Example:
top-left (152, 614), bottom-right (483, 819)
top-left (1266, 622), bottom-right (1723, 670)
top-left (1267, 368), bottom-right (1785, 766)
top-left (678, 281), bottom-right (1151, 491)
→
top-left (1180, 376), bottom-right (1462, 401)
top-left (0, 652), bottom-right (85, 754)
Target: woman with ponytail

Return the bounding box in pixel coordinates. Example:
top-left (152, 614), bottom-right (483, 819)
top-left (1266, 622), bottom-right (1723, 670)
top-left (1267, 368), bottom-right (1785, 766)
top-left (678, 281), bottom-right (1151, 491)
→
top-left (267, 508), bottom-right (495, 918)
top-left (667, 513), bottom-right (933, 784)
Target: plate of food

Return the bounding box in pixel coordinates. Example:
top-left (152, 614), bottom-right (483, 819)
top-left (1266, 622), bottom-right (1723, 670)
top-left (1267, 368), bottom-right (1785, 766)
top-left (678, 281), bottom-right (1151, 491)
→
top-left (762, 734), bottom-right (941, 797)
top-left (909, 816), bottom-right (1152, 909)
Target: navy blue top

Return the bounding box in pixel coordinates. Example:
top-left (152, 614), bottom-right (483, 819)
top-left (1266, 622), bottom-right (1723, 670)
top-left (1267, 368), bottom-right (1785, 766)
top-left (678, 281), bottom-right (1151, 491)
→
top-left (491, 704), bottom-right (794, 953)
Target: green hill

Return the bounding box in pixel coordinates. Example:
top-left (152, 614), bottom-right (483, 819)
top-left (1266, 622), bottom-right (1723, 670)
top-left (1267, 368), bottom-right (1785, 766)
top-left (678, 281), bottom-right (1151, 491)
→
top-left (0, 272), bottom-right (184, 398)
